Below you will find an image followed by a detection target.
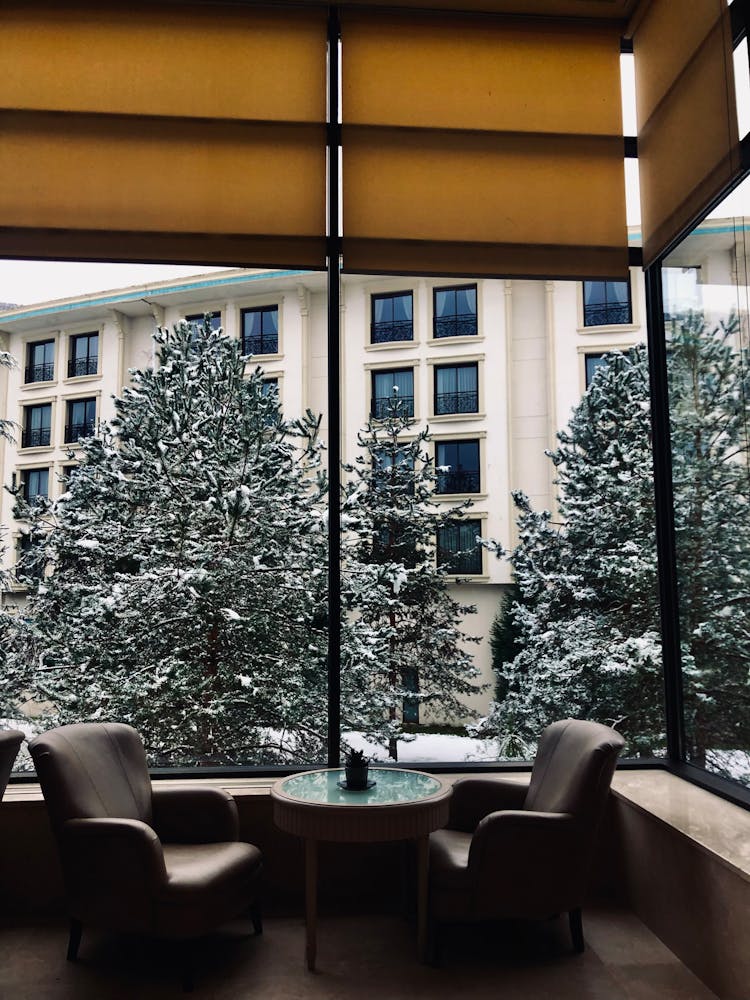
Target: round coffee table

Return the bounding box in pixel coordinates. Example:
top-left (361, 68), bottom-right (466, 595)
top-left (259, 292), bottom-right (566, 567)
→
top-left (272, 767), bottom-right (452, 970)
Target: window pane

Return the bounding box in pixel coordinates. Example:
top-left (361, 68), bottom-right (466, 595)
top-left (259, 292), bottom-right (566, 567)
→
top-left (663, 193), bottom-right (750, 790)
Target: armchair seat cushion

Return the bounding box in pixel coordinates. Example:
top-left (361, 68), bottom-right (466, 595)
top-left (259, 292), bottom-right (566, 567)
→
top-left (161, 841), bottom-right (262, 901)
top-left (430, 828), bottom-right (471, 890)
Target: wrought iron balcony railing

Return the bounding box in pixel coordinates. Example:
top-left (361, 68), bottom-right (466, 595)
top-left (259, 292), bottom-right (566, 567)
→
top-left (22, 427), bottom-right (51, 448)
top-left (242, 334), bottom-right (278, 356)
top-left (371, 395), bottom-right (415, 420)
top-left (64, 421), bottom-right (95, 443)
top-left (434, 390), bottom-right (478, 415)
top-left (583, 303), bottom-right (631, 327)
top-left (24, 362), bottom-right (54, 383)
top-left (68, 357), bottom-right (98, 377)
top-left (433, 313), bottom-right (478, 339)
top-left (435, 470), bottom-right (480, 494)
top-left (371, 320), bottom-right (414, 344)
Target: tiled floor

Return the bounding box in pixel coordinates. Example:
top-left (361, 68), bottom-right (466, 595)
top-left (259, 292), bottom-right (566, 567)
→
top-left (0, 907), bottom-right (718, 1000)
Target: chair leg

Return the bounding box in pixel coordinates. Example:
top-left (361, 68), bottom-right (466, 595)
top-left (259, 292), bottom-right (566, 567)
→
top-left (426, 916), bottom-right (441, 967)
top-left (569, 908), bottom-right (584, 954)
top-left (179, 941), bottom-right (195, 993)
top-left (66, 918), bottom-right (83, 962)
top-left (249, 899), bottom-right (263, 936)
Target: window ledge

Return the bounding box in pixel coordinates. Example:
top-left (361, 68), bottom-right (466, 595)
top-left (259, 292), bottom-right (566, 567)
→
top-left (612, 770), bottom-right (750, 883)
top-left (429, 336), bottom-right (483, 347)
top-left (577, 323), bottom-right (641, 336)
top-left (63, 374), bottom-right (100, 385)
top-left (21, 381), bottom-right (56, 390)
top-left (433, 492), bottom-right (487, 502)
top-left (244, 353), bottom-right (283, 364)
top-left (365, 341), bottom-right (416, 352)
top-left (17, 446), bottom-right (54, 455)
top-left (429, 413), bottom-right (485, 423)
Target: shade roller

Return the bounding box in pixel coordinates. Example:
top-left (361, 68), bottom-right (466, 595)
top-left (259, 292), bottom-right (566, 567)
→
top-left (0, 2), bottom-right (327, 268)
top-left (341, 10), bottom-right (628, 279)
top-left (632, 0), bottom-right (740, 266)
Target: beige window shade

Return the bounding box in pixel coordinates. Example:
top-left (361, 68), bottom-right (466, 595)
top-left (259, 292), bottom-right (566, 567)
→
top-left (633, 0), bottom-right (740, 266)
top-left (0, 2), bottom-right (327, 268)
top-left (341, 10), bottom-right (628, 279)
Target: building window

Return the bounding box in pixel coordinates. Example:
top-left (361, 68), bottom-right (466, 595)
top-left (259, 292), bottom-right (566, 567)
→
top-left (69, 333), bottom-right (99, 377)
top-left (23, 468), bottom-right (49, 502)
top-left (25, 340), bottom-right (55, 383)
top-left (437, 519), bottom-right (483, 575)
top-left (583, 280), bottom-right (632, 327)
top-left (435, 440), bottom-right (480, 494)
top-left (241, 306), bottom-right (279, 356)
top-left (65, 398), bottom-right (96, 443)
top-left (434, 363), bottom-right (478, 415)
top-left (371, 369), bottom-right (414, 419)
top-left (185, 312), bottom-right (221, 343)
top-left (585, 352), bottom-right (609, 388)
top-left (22, 404), bottom-right (52, 448)
top-left (371, 291), bottom-right (413, 344)
top-left (261, 377), bottom-right (279, 397)
top-left (433, 285), bottom-right (477, 339)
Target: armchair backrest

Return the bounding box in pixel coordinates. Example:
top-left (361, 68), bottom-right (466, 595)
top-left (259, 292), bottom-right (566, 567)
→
top-left (29, 723), bottom-right (152, 831)
top-left (0, 729), bottom-right (24, 800)
top-left (524, 719), bottom-right (624, 825)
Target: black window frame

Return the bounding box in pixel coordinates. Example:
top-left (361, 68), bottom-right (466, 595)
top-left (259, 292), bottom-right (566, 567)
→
top-left (68, 332), bottom-right (99, 378)
top-left (582, 278), bottom-right (632, 327)
top-left (436, 519), bottom-right (483, 575)
top-left (25, 339), bottom-right (55, 384)
top-left (65, 397), bottom-right (97, 444)
top-left (185, 311), bottom-right (222, 342)
top-left (433, 362), bottom-right (479, 415)
top-left (370, 290), bottom-right (414, 344)
top-left (370, 368), bottom-right (415, 420)
top-left (22, 403), bottom-right (52, 449)
top-left (433, 284), bottom-right (478, 339)
top-left (584, 352), bottom-right (610, 388)
top-left (240, 305), bottom-right (279, 357)
top-left (435, 439), bottom-right (481, 494)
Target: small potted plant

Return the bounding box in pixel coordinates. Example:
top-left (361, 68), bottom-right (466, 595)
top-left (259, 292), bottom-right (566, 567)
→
top-left (344, 747), bottom-right (370, 790)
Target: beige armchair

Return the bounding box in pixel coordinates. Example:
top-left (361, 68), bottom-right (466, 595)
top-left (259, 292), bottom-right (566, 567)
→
top-left (29, 722), bottom-right (263, 990)
top-left (429, 718), bottom-right (624, 962)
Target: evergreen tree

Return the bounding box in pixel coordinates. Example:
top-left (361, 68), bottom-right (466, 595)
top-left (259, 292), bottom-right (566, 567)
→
top-left (6, 319), bottom-right (329, 765)
top-left (480, 313), bottom-right (750, 772)
top-left (340, 391), bottom-right (483, 759)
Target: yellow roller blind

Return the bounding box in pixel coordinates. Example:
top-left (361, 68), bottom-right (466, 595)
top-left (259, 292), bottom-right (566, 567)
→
top-left (632, 0), bottom-right (740, 265)
top-left (0, 2), bottom-right (327, 268)
top-left (341, 10), bottom-right (628, 279)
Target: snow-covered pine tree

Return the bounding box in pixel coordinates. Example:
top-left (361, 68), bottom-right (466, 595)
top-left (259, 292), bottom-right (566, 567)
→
top-left (479, 313), bottom-right (750, 771)
top-left (6, 318), bottom-right (329, 765)
top-left (340, 390), bottom-right (482, 759)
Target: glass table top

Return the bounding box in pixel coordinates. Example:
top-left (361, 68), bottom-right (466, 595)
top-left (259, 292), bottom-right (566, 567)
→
top-left (278, 768), bottom-right (443, 806)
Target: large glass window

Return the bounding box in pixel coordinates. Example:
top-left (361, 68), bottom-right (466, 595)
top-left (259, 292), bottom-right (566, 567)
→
top-left (583, 280), bottom-right (632, 326)
top-left (25, 340), bottom-right (55, 383)
top-left (371, 368), bottom-right (414, 419)
top-left (434, 363), bottom-right (478, 415)
top-left (69, 333), bottom-right (98, 377)
top-left (433, 285), bottom-right (477, 338)
top-left (22, 404), bottom-right (52, 448)
top-left (662, 183), bottom-right (750, 790)
top-left (437, 519), bottom-right (483, 575)
top-left (241, 305), bottom-right (279, 356)
top-left (23, 467), bottom-right (49, 502)
top-left (585, 352), bottom-right (609, 388)
top-left (371, 291), bottom-right (413, 344)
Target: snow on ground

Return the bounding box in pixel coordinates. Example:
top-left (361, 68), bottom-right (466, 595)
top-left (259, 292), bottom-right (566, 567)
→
top-left (344, 731), bottom-right (505, 763)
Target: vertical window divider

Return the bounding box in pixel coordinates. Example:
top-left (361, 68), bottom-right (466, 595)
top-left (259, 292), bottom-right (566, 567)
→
top-left (326, 3), bottom-right (342, 769)
top-left (645, 262), bottom-right (686, 763)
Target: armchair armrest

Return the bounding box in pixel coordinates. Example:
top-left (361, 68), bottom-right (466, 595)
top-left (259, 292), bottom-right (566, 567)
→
top-left (151, 784), bottom-right (239, 844)
top-left (448, 777), bottom-right (530, 832)
top-left (60, 818), bottom-right (168, 928)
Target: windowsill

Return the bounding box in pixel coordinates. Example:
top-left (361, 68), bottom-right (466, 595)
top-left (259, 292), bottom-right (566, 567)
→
top-left (577, 323), bottom-right (641, 336)
top-left (365, 341), bottom-right (416, 352)
top-left (429, 335), bottom-right (483, 347)
top-left (612, 770), bottom-right (750, 883)
top-left (433, 492), bottom-right (487, 502)
top-left (17, 446), bottom-right (54, 455)
top-left (244, 353), bottom-right (283, 364)
top-left (429, 412), bottom-right (485, 423)
top-left (21, 380), bottom-right (56, 391)
top-left (63, 373), bottom-right (100, 385)
top-left (441, 573), bottom-right (489, 582)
